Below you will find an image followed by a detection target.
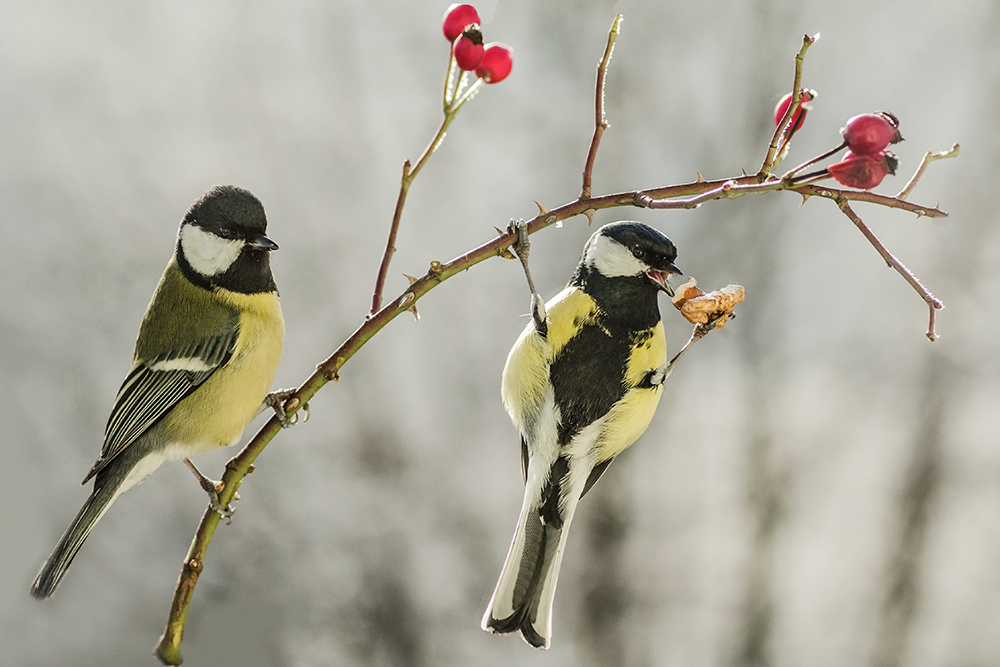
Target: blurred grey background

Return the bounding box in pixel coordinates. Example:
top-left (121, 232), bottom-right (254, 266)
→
top-left (2, 0), bottom-right (996, 665)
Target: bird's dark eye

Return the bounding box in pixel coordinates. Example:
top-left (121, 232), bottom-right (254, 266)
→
top-left (633, 249), bottom-right (647, 262)
top-left (218, 226), bottom-right (236, 239)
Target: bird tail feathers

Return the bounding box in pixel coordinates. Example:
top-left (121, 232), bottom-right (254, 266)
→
top-left (30, 483), bottom-right (118, 599)
top-left (481, 490), bottom-right (579, 649)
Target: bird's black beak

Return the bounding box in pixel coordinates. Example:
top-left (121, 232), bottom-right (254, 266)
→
top-left (645, 262), bottom-right (681, 296)
top-left (250, 235), bottom-right (279, 251)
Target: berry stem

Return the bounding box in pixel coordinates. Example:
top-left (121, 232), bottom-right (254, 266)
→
top-left (443, 53), bottom-right (459, 108)
top-left (787, 167), bottom-right (833, 185)
top-left (781, 141), bottom-right (847, 180)
top-left (449, 76), bottom-right (484, 113)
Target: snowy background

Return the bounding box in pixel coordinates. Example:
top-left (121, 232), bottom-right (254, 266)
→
top-left (2, 1), bottom-right (997, 665)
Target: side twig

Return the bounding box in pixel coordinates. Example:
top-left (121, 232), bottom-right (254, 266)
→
top-left (581, 13), bottom-right (623, 200)
top-left (897, 143), bottom-right (960, 200)
top-left (758, 33), bottom-right (818, 179)
top-left (369, 62), bottom-right (482, 316)
top-left (837, 199), bottom-right (944, 340)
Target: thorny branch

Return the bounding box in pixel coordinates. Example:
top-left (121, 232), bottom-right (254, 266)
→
top-left (634, 175), bottom-right (946, 218)
top-left (369, 61), bottom-right (484, 316)
top-left (155, 14), bottom-right (954, 664)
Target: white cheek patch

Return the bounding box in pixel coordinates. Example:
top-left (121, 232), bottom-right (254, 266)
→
top-left (179, 224), bottom-right (244, 276)
top-left (585, 235), bottom-right (646, 277)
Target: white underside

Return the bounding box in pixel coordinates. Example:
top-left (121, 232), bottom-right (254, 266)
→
top-left (484, 414), bottom-right (606, 642)
top-left (523, 387), bottom-right (560, 507)
top-left (111, 440), bottom-right (216, 504)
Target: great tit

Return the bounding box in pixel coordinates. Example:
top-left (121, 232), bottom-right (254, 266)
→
top-left (482, 221), bottom-right (681, 648)
top-left (31, 185), bottom-right (285, 599)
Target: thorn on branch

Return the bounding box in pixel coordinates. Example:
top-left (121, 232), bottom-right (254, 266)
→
top-left (492, 226), bottom-right (518, 259)
top-left (791, 183), bottom-right (947, 217)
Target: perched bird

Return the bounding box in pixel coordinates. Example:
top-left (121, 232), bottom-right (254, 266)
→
top-left (31, 185), bottom-right (286, 599)
top-left (482, 221), bottom-right (681, 649)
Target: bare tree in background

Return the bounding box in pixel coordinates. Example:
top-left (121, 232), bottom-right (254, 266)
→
top-left (729, 4), bottom-right (796, 665)
top-left (869, 351), bottom-right (946, 667)
top-left (577, 462), bottom-right (636, 666)
top-left (870, 8), bottom-right (998, 658)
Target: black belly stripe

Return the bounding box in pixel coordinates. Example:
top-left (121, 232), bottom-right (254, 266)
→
top-left (549, 322), bottom-right (629, 445)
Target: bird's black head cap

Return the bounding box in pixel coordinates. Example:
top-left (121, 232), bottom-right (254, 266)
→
top-left (596, 221), bottom-right (680, 276)
top-left (570, 221), bottom-right (682, 328)
top-left (177, 185), bottom-right (279, 295)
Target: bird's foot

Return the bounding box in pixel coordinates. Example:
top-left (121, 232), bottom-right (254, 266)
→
top-left (184, 457), bottom-right (238, 523)
top-left (644, 319), bottom-right (719, 388)
top-left (209, 489), bottom-right (238, 524)
top-left (645, 364), bottom-right (670, 387)
top-left (262, 388), bottom-right (310, 428)
top-left (507, 220), bottom-right (547, 332)
top-left (509, 219), bottom-right (530, 261)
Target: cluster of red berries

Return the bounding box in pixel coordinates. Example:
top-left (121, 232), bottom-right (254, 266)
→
top-left (443, 4), bottom-right (513, 83)
top-left (773, 91), bottom-right (905, 190)
top-left (828, 112), bottom-right (903, 189)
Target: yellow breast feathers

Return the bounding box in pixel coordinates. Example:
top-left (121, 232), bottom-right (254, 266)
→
top-left (595, 320), bottom-right (665, 461)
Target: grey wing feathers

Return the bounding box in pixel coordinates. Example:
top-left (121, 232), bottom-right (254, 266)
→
top-left (83, 325), bottom-right (238, 483)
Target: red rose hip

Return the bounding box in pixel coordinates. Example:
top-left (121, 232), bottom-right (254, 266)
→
top-left (442, 4), bottom-right (480, 42)
top-left (476, 43), bottom-right (513, 83)
top-left (452, 25), bottom-right (485, 71)
top-left (827, 149), bottom-right (898, 189)
top-left (774, 89), bottom-right (816, 133)
top-left (841, 111), bottom-right (903, 156)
